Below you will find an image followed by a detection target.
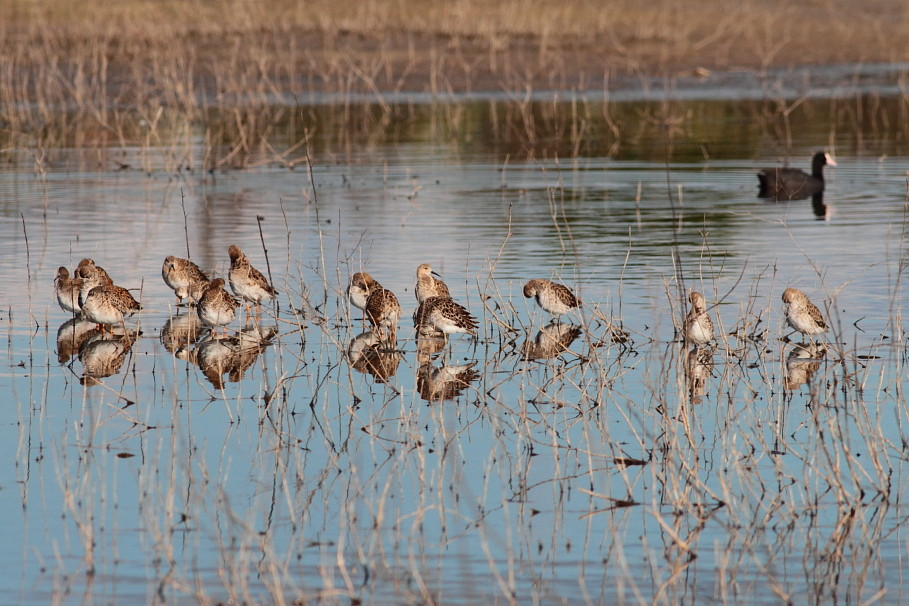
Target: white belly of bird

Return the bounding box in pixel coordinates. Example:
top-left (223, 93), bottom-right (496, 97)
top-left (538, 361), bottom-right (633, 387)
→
top-left (231, 279), bottom-right (271, 304)
top-left (538, 290), bottom-right (573, 315)
top-left (82, 296), bottom-right (123, 326)
top-left (200, 305), bottom-right (234, 328)
top-left (686, 316), bottom-right (713, 343)
top-left (787, 308), bottom-right (826, 335)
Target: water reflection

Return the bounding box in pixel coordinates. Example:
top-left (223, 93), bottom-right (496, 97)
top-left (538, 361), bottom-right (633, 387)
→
top-left (417, 361), bottom-right (479, 402)
top-left (785, 343), bottom-right (827, 390)
top-left (683, 346), bottom-right (714, 404)
top-left (347, 330), bottom-right (402, 383)
top-left (79, 332), bottom-right (138, 386)
top-left (160, 311), bottom-right (204, 353)
top-left (56, 317), bottom-right (101, 364)
top-left (175, 325), bottom-right (277, 388)
top-left (811, 192), bottom-right (830, 220)
top-left (522, 321), bottom-right (583, 360)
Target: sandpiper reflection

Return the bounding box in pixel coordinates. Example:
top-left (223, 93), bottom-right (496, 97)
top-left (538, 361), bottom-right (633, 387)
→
top-left (347, 330), bottom-right (402, 383)
top-left (522, 320), bottom-right (582, 360)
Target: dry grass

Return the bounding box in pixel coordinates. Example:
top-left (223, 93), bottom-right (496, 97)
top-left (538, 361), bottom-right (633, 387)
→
top-left (3, 0), bottom-right (909, 166)
top-left (4, 0), bottom-right (909, 105)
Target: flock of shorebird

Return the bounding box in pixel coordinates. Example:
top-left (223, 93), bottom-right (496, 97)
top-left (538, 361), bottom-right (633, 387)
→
top-left (52, 151), bottom-right (836, 355)
top-left (54, 244), bottom-right (830, 353)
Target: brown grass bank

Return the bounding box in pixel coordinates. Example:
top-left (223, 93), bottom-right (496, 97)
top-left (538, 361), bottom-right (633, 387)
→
top-left (3, 0), bottom-right (909, 104)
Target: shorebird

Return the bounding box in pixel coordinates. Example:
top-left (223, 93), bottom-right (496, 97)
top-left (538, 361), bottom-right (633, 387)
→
top-left (415, 263), bottom-right (451, 303)
top-left (197, 278), bottom-right (239, 335)
top-left (227, 245), bottom-right (277, 315)
top-left (162, 255), bottom-right (209, 304)
top-left (348, 272), bottom-right (382, 313)
top-left (757, 152), bottom-right (836, 200)
top-left (684, 291), bottom-right (714, 346)
top-left (364, 287), bottom-right (402, 342)
top-left (414, 296), bottom-right (478, 339)
top-left (55, 266), bottom-right (85, 315)
top-left (75, 258), bottom-right (114, 307)
top-left (782, 287), bottom-right (827, 340)
top-left (523, 278), bottom-right (581, 316)
top-left (81, 284), bottom-right (142, 335)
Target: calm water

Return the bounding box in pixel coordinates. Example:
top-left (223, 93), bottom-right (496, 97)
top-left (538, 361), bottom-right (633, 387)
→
top-left (2, 90), bottom-right (908, 604)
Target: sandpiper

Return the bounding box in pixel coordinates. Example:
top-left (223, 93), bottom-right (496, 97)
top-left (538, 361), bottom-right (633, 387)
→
top-left (75, 258), bottom-right (112, 283)
top-left (365, 287), bottom-right (402, 342)
top-left (81, 284), bottom-right (142, 334)
top-left (197, 278), bottom-right (239, 335)
top-left (75, 258), bottom-right (114, 307)
top-left (415, 263), bottom-right (451, 303)
top-left (55, 266), bottom-right (85, 315)
top-left (227, 245), bottom-right (278, 314)
top-left (348, 272), bottom-right (382, 312)
top-left (414, 296), bottom-right (478, 338)
top-left (523, 278), bottom-right (581, 315)
top-left (782, 287), bottom-right (827, 339)
top-left (684, 291), bottom-right (714, 345)
top-left (162, 255), bottom-right (209, 304)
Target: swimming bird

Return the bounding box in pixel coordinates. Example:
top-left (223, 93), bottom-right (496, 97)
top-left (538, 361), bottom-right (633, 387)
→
top-left (55, 266), bottom-right (85, 315)
top-left (162, 255), bottom-right (209, 304)
top-left (415, 263), bottom-right (451, 303)
top-left (348, 272), bottom-right (382, 312)
top-left (782, 287), bottom-right (827, 339)
top-left (227, 245), bottom-right (278, 314)
top-left (757, 152), bottom-right (836, 200)
top-left (523, 278), bottom-right (581, 315)
top-left (684, 291), bottom-right (714, 346)
top-left (197, 278), bottom-right (239, 335)
top-left (365, 287), bottom-right (402, 342)
top-left (81, 284), bottom-right (142, 335)
top-left (414, 296), bottom-right (478, 338)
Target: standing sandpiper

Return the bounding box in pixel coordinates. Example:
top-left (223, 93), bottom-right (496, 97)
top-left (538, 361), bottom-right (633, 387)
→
top-left (365, 287), bottom-right (402, 342)
top-left (523, 278), bottom-right (581, 316)
top-left (162, 255), bottom-right (209, 304)
top-left (684, 291), bottom-right (714, 346)
top-left (55, 266), bottom-right (85, 315)
top-left (348, 272), bottom-right (382, 312)
top-left (782, 287), bottom-right (827, 339)
top-left (197, 278), bottom-right (240, 335)
top-left (414, 296), bottom-right (478, 339)
top-left (81, 284), bottom-right (142, 335)
top-left (227, 245), bottom-right (278, 314)
top-left (415, 263), bottom-right (451, 303)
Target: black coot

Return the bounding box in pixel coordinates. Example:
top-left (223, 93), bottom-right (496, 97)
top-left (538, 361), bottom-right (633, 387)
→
top-left (757, 152), bottom-right (836, 200)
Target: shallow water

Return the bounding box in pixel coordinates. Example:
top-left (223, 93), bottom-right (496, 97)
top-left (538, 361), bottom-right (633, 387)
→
top-left (1, 91), bottom-right (908, 604)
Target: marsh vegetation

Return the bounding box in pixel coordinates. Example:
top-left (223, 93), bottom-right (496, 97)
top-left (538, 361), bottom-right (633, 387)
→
top-left (3, 1), bottom-right (909, 604)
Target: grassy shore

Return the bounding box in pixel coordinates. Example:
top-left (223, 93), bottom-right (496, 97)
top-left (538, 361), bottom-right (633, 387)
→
top-left (3, 0), bottom-right (909, 162)
top-left (4, 0), bottom-right (909, 104)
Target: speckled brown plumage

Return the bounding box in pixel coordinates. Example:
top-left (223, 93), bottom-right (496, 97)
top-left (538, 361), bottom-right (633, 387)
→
top-left (684, 291), bottom-right (714, 345)
top-left (782, 287), bottom-right (827, 338)
top-left (415, 263), bottom-right (451, 303)
top-left (227, 245), bottom-right (277, 308)
top-left (197, 278), bottom-right (239, 334)
top-left (523, 279), bottom-right (581, 315)
top-left (162, 255), bottom-right (209, 303)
